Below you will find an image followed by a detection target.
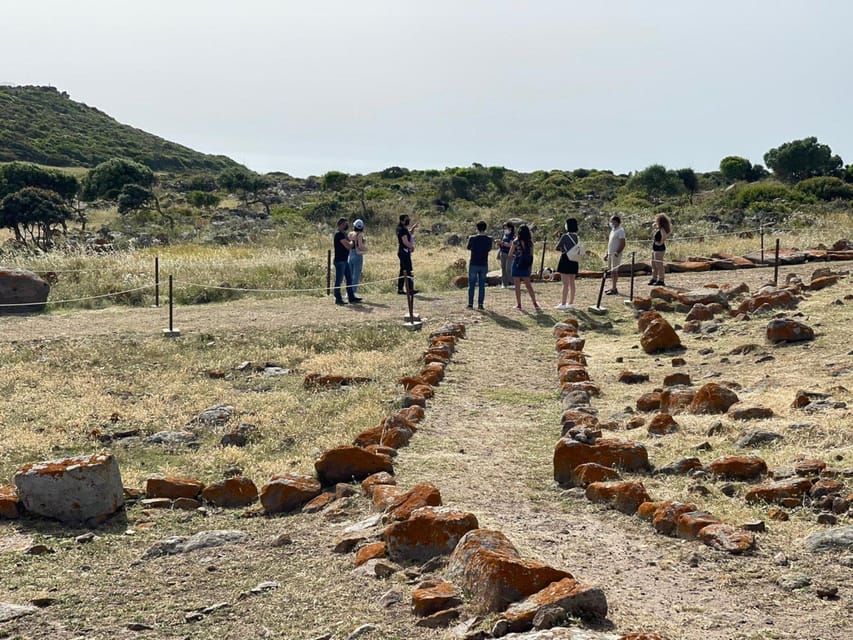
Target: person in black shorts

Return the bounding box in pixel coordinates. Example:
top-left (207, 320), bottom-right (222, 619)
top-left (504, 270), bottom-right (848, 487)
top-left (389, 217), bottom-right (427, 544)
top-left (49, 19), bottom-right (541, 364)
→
top-left (466, 220), bottom-right (492, 309)
top-left (555, 218), bottom-right (580, 310)
top-left (649, 213), bottom-right (672, 286)
top-left (396, 214), bottom-right (418, 295)
top-left (507, 224), bottom-right (541, 311)
top-left (332, 218), bottom-right (361, 305)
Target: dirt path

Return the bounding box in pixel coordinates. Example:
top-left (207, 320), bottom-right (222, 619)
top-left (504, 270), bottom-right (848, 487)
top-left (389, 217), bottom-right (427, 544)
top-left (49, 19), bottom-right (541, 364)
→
top-left (394, 308), bottom-right (848, 640)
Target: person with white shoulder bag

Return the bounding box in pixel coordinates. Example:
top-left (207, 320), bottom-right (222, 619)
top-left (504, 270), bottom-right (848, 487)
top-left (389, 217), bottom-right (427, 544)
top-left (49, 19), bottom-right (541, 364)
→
top-left (555, 218), bottom-right (584, 310)
top-left (348, 218), bottom-right (368, 296)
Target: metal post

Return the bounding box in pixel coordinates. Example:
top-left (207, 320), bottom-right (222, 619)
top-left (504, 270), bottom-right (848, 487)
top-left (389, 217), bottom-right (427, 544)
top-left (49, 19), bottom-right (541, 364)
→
top-left (629, 252), bottom-right (636, 301)
top-left (596, 269), bottom-right (607, 308)
top-left (406, 271), bottom-right (415, 321)
top-left (538, 239), bottom-right (547, 278)
top-left (326, 250), bottom-right (331, 296)
top-left (169, 275), bottom-right (174, 331)
top-left (774, 238), bottom-right (780, 285)
top-left (760, 224), bottom-right (765, 264)
top-left (154, 256), bottom-right (160, 307)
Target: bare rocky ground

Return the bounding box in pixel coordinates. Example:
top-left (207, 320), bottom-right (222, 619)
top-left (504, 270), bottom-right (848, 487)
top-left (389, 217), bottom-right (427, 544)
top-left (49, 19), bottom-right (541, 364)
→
top-left (1, 263), bottom-right (852, 640)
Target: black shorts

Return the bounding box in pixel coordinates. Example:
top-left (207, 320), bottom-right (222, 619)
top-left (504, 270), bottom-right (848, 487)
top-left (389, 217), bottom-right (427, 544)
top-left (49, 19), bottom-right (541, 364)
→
top-left (557, 253), bottom-right (579, 275)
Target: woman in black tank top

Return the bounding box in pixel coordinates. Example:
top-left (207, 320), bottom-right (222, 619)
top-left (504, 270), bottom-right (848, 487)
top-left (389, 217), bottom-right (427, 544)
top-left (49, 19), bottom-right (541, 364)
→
top-left (649, 214), bottom-right (671, 285)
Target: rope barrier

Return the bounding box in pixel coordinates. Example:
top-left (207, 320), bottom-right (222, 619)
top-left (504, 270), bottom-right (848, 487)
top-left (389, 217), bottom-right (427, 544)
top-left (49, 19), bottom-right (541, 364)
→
top-left (0, 284), bottom-right (157, 308)
top-left (172, 275), bottom-right (402, 294)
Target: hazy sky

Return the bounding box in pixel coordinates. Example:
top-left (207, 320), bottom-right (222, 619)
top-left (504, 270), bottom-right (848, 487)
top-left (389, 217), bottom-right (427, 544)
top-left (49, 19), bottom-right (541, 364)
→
top-left (3, 1), bottom-right (852, 177)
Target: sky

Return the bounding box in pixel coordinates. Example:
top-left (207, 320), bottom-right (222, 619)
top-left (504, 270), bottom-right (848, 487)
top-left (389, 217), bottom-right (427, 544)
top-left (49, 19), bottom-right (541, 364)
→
top-left (3, 0), bottom-right (852, 177)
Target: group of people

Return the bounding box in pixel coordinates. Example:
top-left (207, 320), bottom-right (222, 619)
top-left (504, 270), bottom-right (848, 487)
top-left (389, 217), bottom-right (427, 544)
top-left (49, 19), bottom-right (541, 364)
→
top-left (332, 211), bottom-right (673, 310)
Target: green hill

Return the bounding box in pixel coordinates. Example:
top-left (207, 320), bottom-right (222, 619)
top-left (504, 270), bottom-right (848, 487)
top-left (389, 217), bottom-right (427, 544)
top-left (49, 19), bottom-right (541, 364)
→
top-left (0, 85), bottom-right (242, 173)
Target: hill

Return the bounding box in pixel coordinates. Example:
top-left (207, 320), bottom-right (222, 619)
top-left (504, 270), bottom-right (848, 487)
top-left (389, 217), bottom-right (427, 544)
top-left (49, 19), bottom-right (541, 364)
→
top-left (0, 85), bottom-right (242, 172)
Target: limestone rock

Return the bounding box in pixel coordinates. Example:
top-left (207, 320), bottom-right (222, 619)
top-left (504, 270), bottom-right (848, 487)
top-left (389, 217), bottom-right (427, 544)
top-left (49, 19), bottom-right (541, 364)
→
top-left (15, 453), bottom-right (124, 525)
top-left (0, 268), bottom-right (49, 314)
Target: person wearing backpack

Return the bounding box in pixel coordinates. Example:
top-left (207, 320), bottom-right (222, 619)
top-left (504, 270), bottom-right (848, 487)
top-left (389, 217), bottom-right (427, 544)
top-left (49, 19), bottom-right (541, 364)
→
top-left (555, 218), bottom-right (582, 310)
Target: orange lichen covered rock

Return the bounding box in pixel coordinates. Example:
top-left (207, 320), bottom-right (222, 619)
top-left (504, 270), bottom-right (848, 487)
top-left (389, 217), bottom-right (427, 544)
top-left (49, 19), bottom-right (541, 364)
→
top-left (676, 511), bottom-right (722, 540)
top-left (652, 501), bottom-right (698, 536)
top-left (302, 492), bottom-right (335, 513)
top-left (447, 529), bottom-right (520, 579)
top-left (146, 476), bottom-right (204, 500)
top-left (384, 506), bottom-right (478, 562)
top-left (690, 383), bottom-right (739, 414)
top-left (556, 335), bottom-right (583, 352)
top-left (708, 455), bottom-right (768, 480)
top-left (636, 392), bottom-right (662, 412)
top-left (399, 405), bottom-right (425, 423)
top-left (315, 445), bottom-right (394, 485)
top-left (660, 388), bottom-right (696, 414)
top-left (383, 482), bottom-right (442, 522)
top-left (554, 438), bottom-right (650, 485)
top-left (737, 289), bottom-right (796, 314)
top-left (456, 549), bottom-right (573, 613)
top-left (571, 463), bottom-right (619, 487)
top-left (259, 474), bottom-right (321, 513)
top-left (766, 318), bottom-right (814, 343)
top-left (361, 471), bottom-right (396, 496)
top-left (0, 485), bottom-right (21, 519)
top-left (648, 413), bottom-right (678, 436)
top-left (419, 363), bottom-right (446, 385)
top-left (558, 350), bottom-right (588, 368)
top-left (560, 410), bottom-right (599, 428)
top-left (372, 484), bottom-right (405, 510)
top-left (699, 524), bottom-right (756, 554)
top-left (201, 476), bottom-right (258, 507)
top-left (560, 365), bottom-right (590, 383)
top-left (502, 577), bottom-right (608, 631)
top-left (354, 541), bottom-right (386, 567)
top-left (585, 481), bottom-right (651, 515)
top-left (637, 311), bottom-right (665, 332)
top-left (641, 317), bottom-right (682, 354)
top-left (411, 580), bottom-right (463, 617)
top-left (744, 478), bottom-right (812, 505)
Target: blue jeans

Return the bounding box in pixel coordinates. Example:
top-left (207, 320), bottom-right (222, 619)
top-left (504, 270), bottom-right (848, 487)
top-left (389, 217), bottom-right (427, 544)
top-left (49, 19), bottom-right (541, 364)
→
top-left (334, 261), bottom-right (354, 301)
top-left (348, 253), bottom-right (364, 295)
top-left (468, 264), bottom-right (488, 306)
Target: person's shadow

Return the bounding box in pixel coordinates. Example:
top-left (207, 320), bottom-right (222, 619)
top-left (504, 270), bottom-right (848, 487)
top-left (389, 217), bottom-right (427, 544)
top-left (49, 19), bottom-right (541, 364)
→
top-left (481, 309), bottom-right (527, 331)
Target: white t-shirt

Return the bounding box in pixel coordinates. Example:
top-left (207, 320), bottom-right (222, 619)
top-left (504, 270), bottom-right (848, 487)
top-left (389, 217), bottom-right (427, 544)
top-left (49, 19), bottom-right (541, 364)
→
top-left (608, 226), bottom-right (626, 255)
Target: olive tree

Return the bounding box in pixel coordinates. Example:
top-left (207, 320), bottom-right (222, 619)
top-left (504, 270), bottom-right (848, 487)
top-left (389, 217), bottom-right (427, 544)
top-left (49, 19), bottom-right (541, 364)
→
top-left (0, 187), bottom-right (73, 249)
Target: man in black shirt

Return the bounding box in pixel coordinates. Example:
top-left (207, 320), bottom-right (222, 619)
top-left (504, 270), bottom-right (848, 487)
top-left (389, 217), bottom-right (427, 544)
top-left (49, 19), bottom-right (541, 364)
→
top-left (466, 220), bottom-right (492, 309)
top-left (396, 214), bottom-right (418, 295)
top-left (333, 218), bottom-right (361, 305)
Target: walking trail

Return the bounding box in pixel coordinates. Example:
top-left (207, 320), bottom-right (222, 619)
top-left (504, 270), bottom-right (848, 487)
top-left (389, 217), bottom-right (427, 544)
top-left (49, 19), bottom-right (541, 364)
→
top-left (394, 310), bottom-right (845, 640)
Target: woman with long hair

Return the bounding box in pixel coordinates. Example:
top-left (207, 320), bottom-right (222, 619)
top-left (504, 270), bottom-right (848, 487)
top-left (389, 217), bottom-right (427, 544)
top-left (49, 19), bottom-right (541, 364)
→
top-left (555, 218), bottom-right (580, 310)
top-left (650, 213), bottom-right (672, 286)
top-left (507, 224), bottom-right (541, 311)
top-left (496, 221), bottom-right (515, 288)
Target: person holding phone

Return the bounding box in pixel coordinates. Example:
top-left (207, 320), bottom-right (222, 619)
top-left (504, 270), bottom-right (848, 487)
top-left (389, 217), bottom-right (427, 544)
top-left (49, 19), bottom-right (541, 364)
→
top-left (396, 214), bottom-right (418, 295)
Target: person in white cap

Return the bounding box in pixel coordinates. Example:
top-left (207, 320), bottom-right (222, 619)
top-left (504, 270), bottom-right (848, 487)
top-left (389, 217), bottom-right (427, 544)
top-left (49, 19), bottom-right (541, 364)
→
top-left (348, 218), bottom-right (368, 297)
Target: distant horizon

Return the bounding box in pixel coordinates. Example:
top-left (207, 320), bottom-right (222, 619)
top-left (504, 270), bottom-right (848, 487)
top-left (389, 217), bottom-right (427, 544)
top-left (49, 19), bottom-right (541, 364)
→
top-left (4, 1), bottom-right (852, 180)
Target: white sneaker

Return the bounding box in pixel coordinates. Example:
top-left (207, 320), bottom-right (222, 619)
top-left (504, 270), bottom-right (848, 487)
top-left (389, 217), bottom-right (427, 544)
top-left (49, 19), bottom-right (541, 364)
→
top-left (566, 304), bottom-right (575, 310)
top-left (555, 303), bottom-right (569, 310)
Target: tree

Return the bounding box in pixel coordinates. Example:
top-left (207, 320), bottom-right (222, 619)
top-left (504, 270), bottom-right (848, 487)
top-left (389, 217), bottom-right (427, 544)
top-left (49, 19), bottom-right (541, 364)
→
top-left (189, 190), bottom-right (221, 209)
top-left (0, 187), bottom-right (73, 249)
top-left (627, 164), bottom-right (685, 198)
top-left (0, 162), bottom-right (79, 201)
top-left (81, 158), bottom-right (155, 200)
top-left (321, 171), bottom-right (348, 191)
top-left (380, 166), bottom-right (408, 179)
top-left (719, 156), bottom-right (753, 182)
top-left (216, 167), bottom-right (276, 215)
top-left (117, 184), bottom-right (156, 214)
top-left (676, 168), bottom-right (698, 203)
top-left (764, 137), bottom-right (843, 184)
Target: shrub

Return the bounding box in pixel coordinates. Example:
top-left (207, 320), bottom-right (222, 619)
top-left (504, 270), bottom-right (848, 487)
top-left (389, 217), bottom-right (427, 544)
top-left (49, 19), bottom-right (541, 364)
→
top-left (796, 176), bottom-right (853, 201)
top-left (732, 182), bottom-right (795, 208)
top-left (626, 165), bottom-right (684, 198)
top-left (321, 171), bottom-right (348, 191)
top-left (188, 191), bottom-right (221, 209)
top-left (82, 158), bottom-right (155, 200)
top-left (719, 156), bottom-right (753, 182)
top-left (764, 136), bottom-right (843, 183)
top-left (380, 166), bottom-right (409, 179)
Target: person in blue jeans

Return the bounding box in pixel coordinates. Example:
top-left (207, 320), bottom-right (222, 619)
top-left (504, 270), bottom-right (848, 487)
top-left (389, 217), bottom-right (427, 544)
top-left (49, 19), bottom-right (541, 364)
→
top-left (466, 220), bottom-right (492, 310)
top-left (332, 218), bottom-right (361, 305)
top-left (348, 218), bottom-right (367, 296)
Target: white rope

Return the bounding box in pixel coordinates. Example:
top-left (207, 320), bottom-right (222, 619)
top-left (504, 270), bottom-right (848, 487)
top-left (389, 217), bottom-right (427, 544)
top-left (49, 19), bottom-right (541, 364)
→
top-left (173, 275), bottom-right (403, 294)
top-left (0, 284), bottom-right (156, 308)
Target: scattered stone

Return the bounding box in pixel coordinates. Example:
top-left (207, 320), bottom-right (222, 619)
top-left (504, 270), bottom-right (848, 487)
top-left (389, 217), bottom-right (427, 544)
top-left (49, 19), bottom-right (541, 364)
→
top-left (355, 542), bottom-right (387, 567)
top-left (586, 481), bottom-right (651, 515)
top-left (618, 371), bottom-right (649, 384)
top-left (75, 532), bottom-right (97, 544)
top-left (729, 406), bottom-right (775, 421)
top-left (260, 474), bottom-right (321, 513)
top-left (802, 526), bottom-right (853, 552)
top-left (690, 383), bottom-right (739, 414)
top-left (655, 457), bottom-right (702, 476)
top-left (647, 413), bottom-right (678, 436)
top-left (0, 485), bottom-right (20, 519)
top-left (766, 318), bottom-right (814, 343)
top-left (24, 544), bottom-right (55, 555)
top-left (676, 511), bottom-right (722, 540)
top-left (343, 624), bottom-right (377, 640)
top-left (699, 524), bottom-right (755, 554)
top-left (640, 316), bottom-right (682, 354)
top-left (735, 430), bottom-right (783, 448)
top-left (415, 607), bottom-right (462, 628)
top-left (663, 372), bottom-right (691, 386)
top-left (776, 573), bottom-right (811, 591)
top-left (353, 558), bottom-right (400, 579)
top-left (14, 453), bottom-right (124, 525)
top-left (768, 508), bottom-right (789, 521)
top-left (571, 463), bottom-right (619, 487)
top-left (816, 585), bottom-right (839, 600)
top-left (0, 603), bottom-right (39, 623)
top-left (708, 455), bottom-right (768, 480)
top-left (553, 438), bottom-right (650, 486)
top-left (379, 589), bottom-right (403, 608)
top-left (502, 578), bottom-right (608, 632)
top-left (671, 357), bottom-right (686, 367)
top-left (201, 476), bottom-right (258, 507)
top-left (142, 530), bottom-right (248, 560)
top-left (383, 482), bottom-right (442, 523)
top-left (144, 430), bottom-right (198, 446)
top-left (412, 580), bottom-right (463, 617)
top-left (817, 514), bottom-right (838, 525)
top-left (315, 446), bottom-right (394, 485)
top-left (270, 533), bottom-right (293, 547)
top-left (636, 392), bottom-right (661, 412)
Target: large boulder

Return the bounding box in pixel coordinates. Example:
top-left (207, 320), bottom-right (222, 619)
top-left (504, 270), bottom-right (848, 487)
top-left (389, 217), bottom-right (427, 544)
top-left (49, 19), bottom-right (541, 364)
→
top-left (384, 506), bottom-right (478, 562)
top-left (640, 317), bottom-right (682, 354)
top-left (553, 438), bottom-right (650, 486)
top-left (14, 453), bottom-right (124, 524)
top-left (502, 578), bottom-right (608, 632)
top-left (314, 446), bottom-right (394, 485)
top-left (0, 268), bottom-right (50, 314)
